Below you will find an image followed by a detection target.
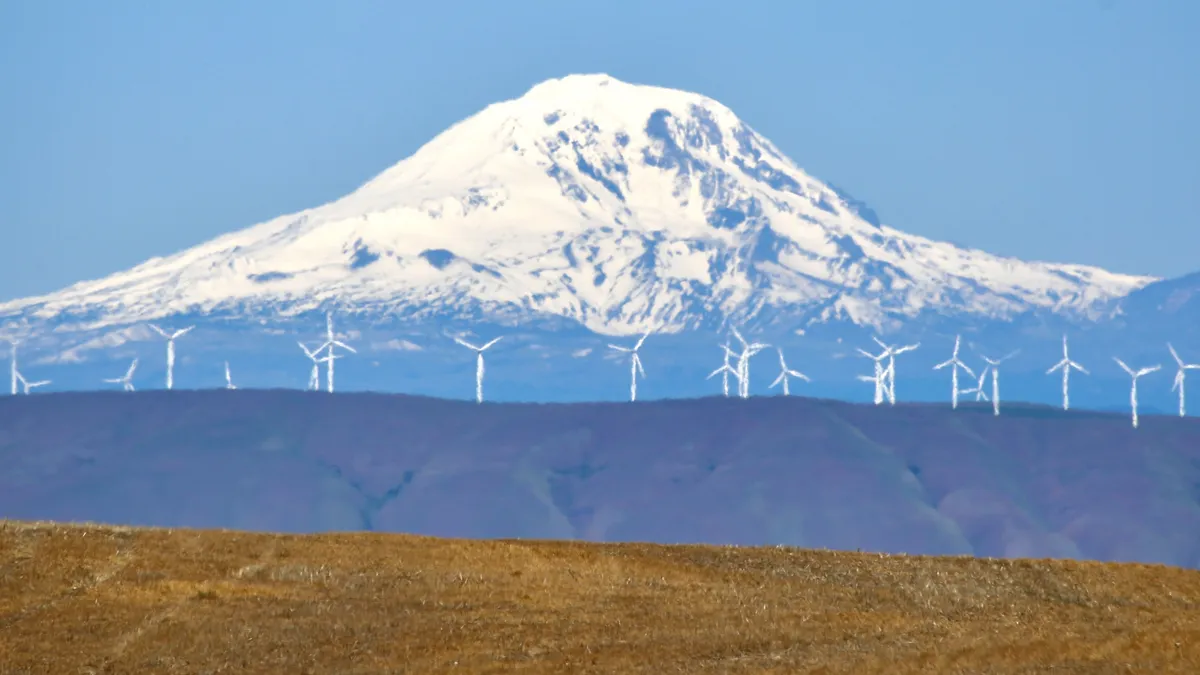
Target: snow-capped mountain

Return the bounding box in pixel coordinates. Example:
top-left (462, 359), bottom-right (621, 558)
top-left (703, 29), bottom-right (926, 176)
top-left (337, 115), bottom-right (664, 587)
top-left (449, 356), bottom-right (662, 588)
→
top-left (0, 73), bottom-right (1155, 336)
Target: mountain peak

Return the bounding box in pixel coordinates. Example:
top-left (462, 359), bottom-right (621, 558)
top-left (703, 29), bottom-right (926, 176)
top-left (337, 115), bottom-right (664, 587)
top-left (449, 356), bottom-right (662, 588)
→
top-left (516, 73), bottom-right (721, 116)
top-left (0, 74), bottom-right (1156, 337)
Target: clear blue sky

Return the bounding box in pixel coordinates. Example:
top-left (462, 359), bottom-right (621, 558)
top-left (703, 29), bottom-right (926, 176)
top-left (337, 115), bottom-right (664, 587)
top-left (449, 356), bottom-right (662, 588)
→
top-left (1, 0), bottom-right (1197, 302)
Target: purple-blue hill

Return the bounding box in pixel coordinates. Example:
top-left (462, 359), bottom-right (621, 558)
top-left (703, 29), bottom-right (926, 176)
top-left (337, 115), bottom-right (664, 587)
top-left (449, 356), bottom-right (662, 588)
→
top-left (1, 390), bottom-right (1198, 568)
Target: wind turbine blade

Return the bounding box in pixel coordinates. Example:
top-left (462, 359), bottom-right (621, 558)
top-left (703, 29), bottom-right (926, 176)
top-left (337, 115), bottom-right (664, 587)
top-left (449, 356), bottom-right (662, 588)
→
top-left (1113, 357), bottom-right (1132, 375)
top-left (871, 336), bottom-right (889, 350)
top-left (706, 367), bottom-right (723, 380)
top-left (730, 327), bottom-right (747, 347)
top-left (453, 337), bottom-right (480, 351)
top-left (608, 344), bottom-right (631, 352)
top-left (1071, 362), bottom-right (1089, 374)
top-left (149, 324), bottom-right (168, 338)
top-left (934, 358), bottom-right (953, 370)
top-left (333, 340), bottom-right (357, 353)
top-left (770, 372), bottom-right (783, 387)
top-left (856, 348), bottom-right (876, 359)
top-left (480, 337), bottom-right (503, 351)
top-left (958, 361), bottom-right (976, 378)
top-left (1168, 343), bottom-right (1183, 366)
top-left (125, 359), bottom-right (138, 378)
top-left (789, 370), bottom-right (811, 381)
top-left (634, 332), bottom-right (649, 351)
top-left (634, 355), bottom-right (646, 378)
top-left (172, 326), bottom-right (195, 339)
top-left (1046, 360), bottom-right (1066, 374)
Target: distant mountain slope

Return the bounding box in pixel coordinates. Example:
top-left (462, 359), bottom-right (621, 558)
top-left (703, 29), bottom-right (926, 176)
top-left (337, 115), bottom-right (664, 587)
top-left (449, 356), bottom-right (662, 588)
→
top-left (1109, 270), bottom-right (1200, 340)
top-left (0, 74), bottom-right (1151, 335)
top-left (1, 390), bottom-right (1197, 568)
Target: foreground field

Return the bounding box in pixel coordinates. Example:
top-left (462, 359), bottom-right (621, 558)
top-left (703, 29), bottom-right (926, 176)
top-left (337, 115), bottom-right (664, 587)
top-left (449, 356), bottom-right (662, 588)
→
top-left (1, 521), bottom-right (1198, 674)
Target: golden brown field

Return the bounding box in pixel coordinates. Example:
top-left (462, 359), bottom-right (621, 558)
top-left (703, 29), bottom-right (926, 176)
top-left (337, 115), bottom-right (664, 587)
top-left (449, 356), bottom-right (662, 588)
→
top-left (1, 520), bottom-right (1198, 674)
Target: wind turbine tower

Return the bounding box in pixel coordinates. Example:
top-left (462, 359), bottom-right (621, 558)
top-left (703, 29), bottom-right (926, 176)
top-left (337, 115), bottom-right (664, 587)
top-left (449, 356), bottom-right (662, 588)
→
top-left (149, 324), bottom-right (194, 390)
top-left (978, 350), bottom-right (1020, 416)
top-left (769, 348), bottom-right (810, 396)
top-left (103, 358), bottom-right (139, 391)
top-left (317, 312), bottom-right (356, 393)
top-left (224, 361), bottom-right (236, 390)
top-left (1046, 335), bottom-right (1088, 411)
top-left (608, 332), bottom-right (649, 402)
top-left (298, 342), bottom-right (322, 391)
top-left (7, 339), bottom-right (17, 396)
top-left (933, 335), bottom-right (976, 409)
top-left (1168, 343), bottom-right (1200, 417)
top-left (872, 337), bottom-right (919, 405)
top-left (730, 327), bottom-right (768, 398)
top-left (857, 346), bottom-right (889, 405)
top-left (1114, 358), bottom-right (1160, 429)
top-left (453, 335), bottom-right (503, 403)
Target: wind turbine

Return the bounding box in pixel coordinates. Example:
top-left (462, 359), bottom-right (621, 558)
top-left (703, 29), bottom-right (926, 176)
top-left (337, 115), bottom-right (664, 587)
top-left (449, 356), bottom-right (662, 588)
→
top-left (978, 350), bottom-right (1020, 416)
top-left (298, 342), bottom-right (322, 391)
top-left (224, 361), bottom-right (236, 390)
top-left (148, 324), bottom-right (194, 390)
top-left (1167, 343), bottom-right (1200, 417)
top-left (856, 346), bottom-right (889, 405)
top-left (453, 335), bottom-right (503, 403)
top-left (769, 348), bottom-right (810, 396)
top-left (14, 372), bottom-right (50, 394)
top-left (1113, 358), bottom-right (1160, 429)
top-left (961, 366), bottom-right (990, 402)
top-left (729, 327), bottom-right (768, 398)
top-left (706, 342), bottom-right (741, 397)
top-left (608, 332), bottom-right (649, 402)
top-left (103, 358), bottom-right (139, 391)
top-left (1046, 334), bottom-right (1087, 411)
top-left (871, 337), bottom-right (919, 405)
top-left (933, 335), bottom-right (976, 409)
top-left (317, 312), bottom-right (356, 393)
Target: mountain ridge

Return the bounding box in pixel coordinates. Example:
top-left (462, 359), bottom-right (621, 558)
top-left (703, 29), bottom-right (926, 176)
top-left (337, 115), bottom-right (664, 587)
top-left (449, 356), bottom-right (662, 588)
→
top-left (0, 73), bottom-right (1154, 337)
top-left (2, 389), bottom-right (1197, 567)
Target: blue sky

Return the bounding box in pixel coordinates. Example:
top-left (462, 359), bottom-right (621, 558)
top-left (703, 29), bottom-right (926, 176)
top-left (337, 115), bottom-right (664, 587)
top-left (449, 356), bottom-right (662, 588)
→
top-left (1, 0), bottom-right (1197, 301)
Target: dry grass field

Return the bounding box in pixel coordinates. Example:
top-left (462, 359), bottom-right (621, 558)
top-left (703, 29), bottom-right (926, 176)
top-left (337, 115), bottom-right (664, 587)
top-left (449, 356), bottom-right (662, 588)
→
top-left (1, 520), bottom-right (1198, 674)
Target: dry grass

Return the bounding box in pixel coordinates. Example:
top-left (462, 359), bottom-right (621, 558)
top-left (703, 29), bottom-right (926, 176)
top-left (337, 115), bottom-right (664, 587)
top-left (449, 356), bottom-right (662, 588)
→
top-left (1, 520), bottom-right (1198, 674)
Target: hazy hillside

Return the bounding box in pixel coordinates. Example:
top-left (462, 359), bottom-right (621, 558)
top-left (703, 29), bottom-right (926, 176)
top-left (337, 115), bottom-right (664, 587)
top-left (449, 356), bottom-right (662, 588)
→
top-left (1, 390), bottom-right (1198, 568)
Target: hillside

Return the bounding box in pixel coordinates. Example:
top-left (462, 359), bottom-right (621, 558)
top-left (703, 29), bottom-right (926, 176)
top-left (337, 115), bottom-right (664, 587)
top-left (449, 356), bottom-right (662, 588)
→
top-left (1, 520), bottom-right (1198, 673)
top-left (2, 390), bottom-right (1199, 568)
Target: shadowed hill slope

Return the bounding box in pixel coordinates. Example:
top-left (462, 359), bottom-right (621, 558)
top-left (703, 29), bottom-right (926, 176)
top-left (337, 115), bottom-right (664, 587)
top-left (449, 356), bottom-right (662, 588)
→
top-left (1, 390), bottom-right (1199, 567)
top-left (1, 521), bottom-right (1199, 674)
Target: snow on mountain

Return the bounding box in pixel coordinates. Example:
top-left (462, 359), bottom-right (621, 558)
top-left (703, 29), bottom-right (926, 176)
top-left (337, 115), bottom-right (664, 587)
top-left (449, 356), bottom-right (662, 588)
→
top-left (0, 73), bottom-right (1156, 336)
